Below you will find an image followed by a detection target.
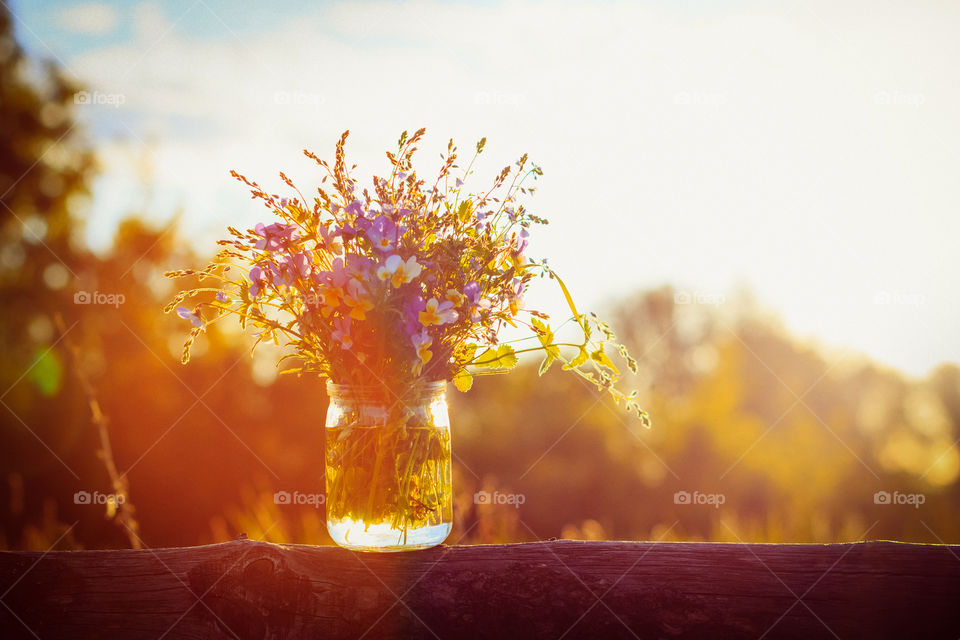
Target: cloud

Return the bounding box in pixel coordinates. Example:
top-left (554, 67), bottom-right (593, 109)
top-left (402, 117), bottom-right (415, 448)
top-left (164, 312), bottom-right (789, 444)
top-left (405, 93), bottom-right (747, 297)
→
top-left (132, 2), bottom-right (174, 43)
top-left (57, 2), bottom-right (119, 36)
top-left (64, 0), bottom-right (960, 375)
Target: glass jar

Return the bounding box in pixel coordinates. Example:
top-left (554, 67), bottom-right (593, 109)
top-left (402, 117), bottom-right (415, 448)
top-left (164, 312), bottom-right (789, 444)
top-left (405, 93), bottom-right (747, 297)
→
top-left (324, 380), bottom-right (452, 551)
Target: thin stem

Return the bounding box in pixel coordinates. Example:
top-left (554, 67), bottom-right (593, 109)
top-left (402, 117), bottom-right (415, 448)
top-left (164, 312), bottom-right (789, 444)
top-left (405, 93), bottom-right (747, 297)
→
top-left (466, 342), bottom-right (586, 367)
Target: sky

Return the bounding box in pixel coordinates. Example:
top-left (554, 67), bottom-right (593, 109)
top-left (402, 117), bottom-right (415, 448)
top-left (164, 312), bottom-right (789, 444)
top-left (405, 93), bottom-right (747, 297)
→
top-left (9, 0), bottom-right (960, 377)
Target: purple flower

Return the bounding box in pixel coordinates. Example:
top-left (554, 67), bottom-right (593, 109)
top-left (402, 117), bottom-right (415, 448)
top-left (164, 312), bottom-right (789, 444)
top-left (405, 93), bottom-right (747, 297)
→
top-left (365, 215), bottom-right (398, 252)
top-left (463, 281), bottom-right (481, 304)
top-left (463, 281), bottom-right (491, 322)
top-left (265, 260), bottom-right (291, 287)
top-left (508, 278), bottom-right (525, 315)
top-left (329, 257), bottom-right (349, 288)
top-left (469, 297), bottom-right (491, 323)
top-left (517, 228), bottom-right (530, 254)
top-left (337, 223), bottom-right (358, 241)
top-left (176, 306), bottom-right (203, 328)
top-left (345, 199), bottom-right (365, 219)
top-left (291, 252), bottom-right (311, 278)
top-left (331, 317), bottom-right (353, 350)
top-left (346, 254), bottom-right (375, 282)
top-left (403, 295), bottom-right (426, 335)
top-left (249, 266), bottom-right (268, 297)
top-left (317, 222), bottom-right (338, 246)
top-left (254, 222), bottom-right (299, 252)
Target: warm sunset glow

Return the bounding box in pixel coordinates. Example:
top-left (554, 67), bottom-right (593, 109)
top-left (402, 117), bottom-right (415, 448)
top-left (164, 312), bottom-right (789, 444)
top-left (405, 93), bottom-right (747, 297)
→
top-left (2, 0), bottom-right (959, 560)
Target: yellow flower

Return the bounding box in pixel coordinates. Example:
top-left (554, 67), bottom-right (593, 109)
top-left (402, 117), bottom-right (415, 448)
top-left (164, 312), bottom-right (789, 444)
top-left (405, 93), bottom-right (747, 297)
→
top-left (343, 279), bottom-right (373, 320)
top-left (419, 298), bottom-right (458, 327)
top-left (411, 331), bottom-right (433, 376)
top-left (376, 254), bottom-right (422, 288)
top-left (445, 289), bottom-right (465, 306)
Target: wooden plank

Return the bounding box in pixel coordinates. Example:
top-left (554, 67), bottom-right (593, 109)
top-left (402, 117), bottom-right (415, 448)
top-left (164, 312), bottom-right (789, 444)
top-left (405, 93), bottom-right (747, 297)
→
top-left (1, 539), bottom-right (959, 639)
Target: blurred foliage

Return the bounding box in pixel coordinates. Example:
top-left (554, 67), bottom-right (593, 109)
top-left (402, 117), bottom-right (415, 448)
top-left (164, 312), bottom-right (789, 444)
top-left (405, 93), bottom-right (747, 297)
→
top-left (1, 6), bottom-right (958, 550)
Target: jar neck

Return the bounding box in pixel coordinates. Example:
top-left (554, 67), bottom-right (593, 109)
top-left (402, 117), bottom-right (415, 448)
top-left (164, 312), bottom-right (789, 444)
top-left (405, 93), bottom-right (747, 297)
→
top-left (326, 380), bottom-right (446, 404)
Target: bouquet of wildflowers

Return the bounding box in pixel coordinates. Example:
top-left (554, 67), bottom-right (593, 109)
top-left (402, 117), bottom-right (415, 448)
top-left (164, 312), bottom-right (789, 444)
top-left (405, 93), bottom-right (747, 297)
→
top-left (166, 129), bottom-right (647, 418)
top-left (165, 130), bottom-right (647, 543)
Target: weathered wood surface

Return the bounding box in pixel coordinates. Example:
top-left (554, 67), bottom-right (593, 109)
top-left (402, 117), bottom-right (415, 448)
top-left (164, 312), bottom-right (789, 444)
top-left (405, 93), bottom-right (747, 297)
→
top-left (1, 539), bottom-right (959, 639)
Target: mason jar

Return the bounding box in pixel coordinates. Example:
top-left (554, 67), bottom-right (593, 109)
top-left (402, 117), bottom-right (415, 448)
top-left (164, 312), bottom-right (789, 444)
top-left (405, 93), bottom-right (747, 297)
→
top-left (324, 381), bottom-right (452, 551)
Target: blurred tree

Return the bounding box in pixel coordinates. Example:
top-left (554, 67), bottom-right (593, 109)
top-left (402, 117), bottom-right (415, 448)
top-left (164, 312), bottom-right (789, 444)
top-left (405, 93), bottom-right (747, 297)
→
top-left (1, 4), bottom-right (958, 550)
top-left (0, 3), bottom-right (93, 549)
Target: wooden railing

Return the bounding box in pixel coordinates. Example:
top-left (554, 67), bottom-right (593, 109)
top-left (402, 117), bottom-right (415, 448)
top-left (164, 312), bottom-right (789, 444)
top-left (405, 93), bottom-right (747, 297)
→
top-left (2, 539), bottom-right (959, 639)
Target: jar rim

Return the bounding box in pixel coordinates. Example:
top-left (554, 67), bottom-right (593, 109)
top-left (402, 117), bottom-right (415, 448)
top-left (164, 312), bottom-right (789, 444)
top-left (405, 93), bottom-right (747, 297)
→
top-left (325, 379), bottom-right (446, 401)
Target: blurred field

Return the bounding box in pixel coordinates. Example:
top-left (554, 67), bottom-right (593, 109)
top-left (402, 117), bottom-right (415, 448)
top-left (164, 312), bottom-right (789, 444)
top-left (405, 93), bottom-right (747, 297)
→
top-left (2, 7), bottom-right (958, 551)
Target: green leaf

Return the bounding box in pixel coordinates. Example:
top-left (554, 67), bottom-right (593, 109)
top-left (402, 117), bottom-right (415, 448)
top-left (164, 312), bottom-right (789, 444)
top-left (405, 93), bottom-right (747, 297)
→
top-left (538, 353), bottom-right (555, 376)
top-left (552, 271), bottom-right (581, 322)
top-left (473, 344), bottom-right (518, 370)
top-left (473, 347), bottom-right (497, 369)
top-left (563, 347), bottom-right (589, 371)
top-left (457, 200), bottom-right (473, 223)
top-left (531, 317), bottom-right (550, 341)
top-left (495, 343), bottom-right (518, 369)
top-left (532, 319), bottom-right (559, 352)
top-left (453, 369), bottom-right (473, 392)
top-left (590, 348), bottom-right (619, 374)
top-left (531, 318), bottom-right (559, 375)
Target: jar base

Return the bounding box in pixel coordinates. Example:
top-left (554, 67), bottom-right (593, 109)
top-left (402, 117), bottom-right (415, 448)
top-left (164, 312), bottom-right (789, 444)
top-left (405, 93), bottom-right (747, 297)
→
top-left (327, 518), bottom-right (451, 552)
